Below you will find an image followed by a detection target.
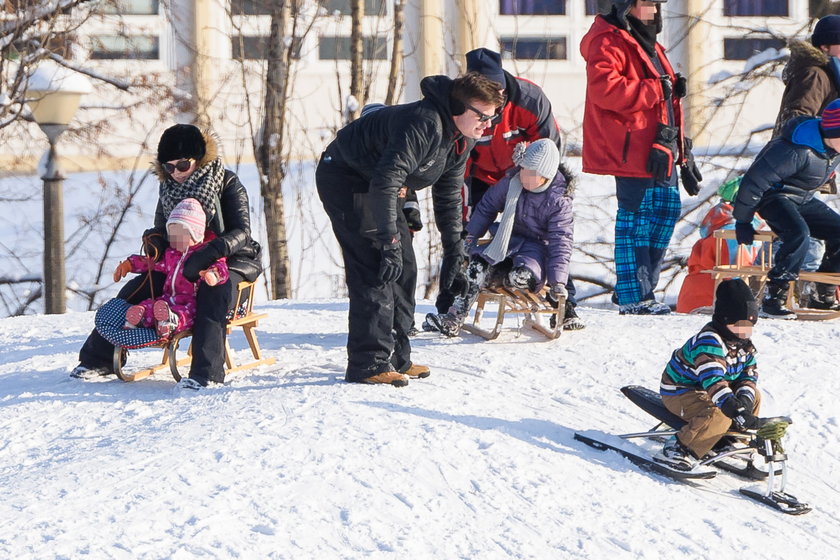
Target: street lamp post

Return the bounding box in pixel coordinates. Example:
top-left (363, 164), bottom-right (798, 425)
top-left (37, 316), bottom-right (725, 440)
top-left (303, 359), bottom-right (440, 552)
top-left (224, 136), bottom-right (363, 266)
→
top-left (26, 61), bottom-right (91, 314)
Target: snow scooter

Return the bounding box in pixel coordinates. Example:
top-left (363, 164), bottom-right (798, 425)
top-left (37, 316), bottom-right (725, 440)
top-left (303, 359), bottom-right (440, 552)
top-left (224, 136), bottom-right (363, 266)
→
top-left (574, 385), bottom-right (811, 515)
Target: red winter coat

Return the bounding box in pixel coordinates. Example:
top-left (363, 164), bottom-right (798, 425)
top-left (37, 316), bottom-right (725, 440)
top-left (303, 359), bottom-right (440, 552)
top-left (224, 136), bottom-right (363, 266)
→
top-left (467, 72), bottom-right (562, 186)
top-left (580, 15), bottom-right (685, 177)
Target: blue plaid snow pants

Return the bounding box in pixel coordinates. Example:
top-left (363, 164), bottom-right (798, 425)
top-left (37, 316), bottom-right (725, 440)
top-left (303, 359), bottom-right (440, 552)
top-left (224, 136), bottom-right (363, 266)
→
top-left (614, 178), bottom-right (681, 305)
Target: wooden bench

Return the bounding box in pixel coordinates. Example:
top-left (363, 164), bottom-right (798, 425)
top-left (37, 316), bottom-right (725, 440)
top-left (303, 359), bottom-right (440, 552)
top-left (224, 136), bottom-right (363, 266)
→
top-left (113, 280), bottom-right (276, 382)
top-left (461, 285), bottom-right (565, 340)
top-left (709, 229), bottom-right (840, 321)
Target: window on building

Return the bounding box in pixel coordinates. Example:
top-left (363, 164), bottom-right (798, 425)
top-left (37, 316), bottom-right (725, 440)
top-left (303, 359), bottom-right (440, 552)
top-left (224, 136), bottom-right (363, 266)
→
top-left (811, 0), bottom-right (840, 17)
top-left (723, 0), bottom-right (788, 17)
top-left (99, 0), bottom-right (159, 15)
top-left (499, 0), bottom-right (565, 15)
top-left (500, 37), bottom-right (567, 60)
top-left (230, 0), bottom-right (272, 16)
top-left (723, 37), bottom-right (785, 60)
top-left (321, 0), bottom-right (386, 16)
top-left (584, 0), bottom-right (603, 15)
top-left (90, 35), bottom-right (159, 59)
top-left (319, 35), bottom-right (387, 60)
top-left (231, 35), bottom-right (303, 60)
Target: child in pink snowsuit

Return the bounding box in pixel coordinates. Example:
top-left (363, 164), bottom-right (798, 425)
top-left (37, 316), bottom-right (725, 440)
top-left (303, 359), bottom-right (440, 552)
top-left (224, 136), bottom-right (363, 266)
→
top-left (114, 198), bottom-right (229, 338)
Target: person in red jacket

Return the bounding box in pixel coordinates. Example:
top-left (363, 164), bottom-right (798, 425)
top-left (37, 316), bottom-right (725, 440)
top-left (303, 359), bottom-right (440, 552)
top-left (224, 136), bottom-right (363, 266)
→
top-left (424, 48), bottom-right (585, 331)
top-left (581, 0), bottom-right (701, 315)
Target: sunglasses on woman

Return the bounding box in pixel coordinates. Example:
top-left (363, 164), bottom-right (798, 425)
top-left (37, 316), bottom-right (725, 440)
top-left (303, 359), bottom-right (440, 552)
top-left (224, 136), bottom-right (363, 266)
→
top-left (162, 158), bottom-right (194, 174)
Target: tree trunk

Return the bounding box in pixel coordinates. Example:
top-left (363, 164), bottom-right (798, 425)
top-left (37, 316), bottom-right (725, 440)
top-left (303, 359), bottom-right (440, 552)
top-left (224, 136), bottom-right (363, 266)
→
top-left (385, 0), bottom-right (405, 105)
top-left (258, 1), bottom-right (292, 299)
top-left (348, 0), bottom-right (364, 122)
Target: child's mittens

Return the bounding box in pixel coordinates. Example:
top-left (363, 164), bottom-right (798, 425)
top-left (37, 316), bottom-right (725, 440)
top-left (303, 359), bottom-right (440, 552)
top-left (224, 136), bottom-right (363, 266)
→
top-left (113, 260), bottom-right (132, 282)
top-left (200, 268), bottom-right (220, 286)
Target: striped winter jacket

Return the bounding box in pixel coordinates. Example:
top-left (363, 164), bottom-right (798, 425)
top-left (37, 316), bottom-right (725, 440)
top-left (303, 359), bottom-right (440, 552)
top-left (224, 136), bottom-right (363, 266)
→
top-left (660, 323), bottom-right (758, 408)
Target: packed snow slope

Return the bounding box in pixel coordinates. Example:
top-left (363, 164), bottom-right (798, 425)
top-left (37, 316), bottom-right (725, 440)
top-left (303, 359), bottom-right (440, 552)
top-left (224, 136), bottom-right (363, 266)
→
top-left (1, 300), bottom-right (838, 559)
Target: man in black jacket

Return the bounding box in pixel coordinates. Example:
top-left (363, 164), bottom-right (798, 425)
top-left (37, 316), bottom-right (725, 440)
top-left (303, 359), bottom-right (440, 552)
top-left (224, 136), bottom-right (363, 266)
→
top-left (72, 125), bottom-right (262, 387)
top-left (317, 72), bottom-right (503, 386)
top-left (734, 101), bottom-right (840, 318)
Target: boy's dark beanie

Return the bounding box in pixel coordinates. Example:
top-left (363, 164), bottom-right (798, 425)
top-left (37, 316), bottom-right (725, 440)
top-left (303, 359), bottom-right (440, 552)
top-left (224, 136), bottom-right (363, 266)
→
top-left (812, 15), bottom-right (840, 48)
top-left (713, 279), bottom-right (758, 325)
top-left (157, 124), bottom-right (206, 163)
top-left (465, 48), bottom-right (506, 88)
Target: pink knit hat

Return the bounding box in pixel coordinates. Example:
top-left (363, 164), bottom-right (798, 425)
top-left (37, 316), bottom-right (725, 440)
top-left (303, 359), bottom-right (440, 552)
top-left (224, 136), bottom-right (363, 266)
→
top-left (166, 198), bottom-right (206, 242)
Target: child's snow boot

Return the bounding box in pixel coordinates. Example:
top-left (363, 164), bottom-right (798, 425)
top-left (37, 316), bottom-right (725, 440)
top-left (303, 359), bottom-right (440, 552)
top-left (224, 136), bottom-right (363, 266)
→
top-left (124, 305), bottom-right (145, 329)
top-left (654, 436), bottom-right (697, 471)
top-left (153, 300), bottom-right (179, 338)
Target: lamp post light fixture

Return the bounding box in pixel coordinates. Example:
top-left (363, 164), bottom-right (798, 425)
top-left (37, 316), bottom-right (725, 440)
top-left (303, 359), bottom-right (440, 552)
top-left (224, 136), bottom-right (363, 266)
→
top-left (26, 61), bottom-right (92, 314)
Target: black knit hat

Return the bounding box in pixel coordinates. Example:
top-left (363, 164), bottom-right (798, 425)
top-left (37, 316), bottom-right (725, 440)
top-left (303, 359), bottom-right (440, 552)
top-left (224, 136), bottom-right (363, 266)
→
top-left (713, 279), bottom-right (758, 325)
top-left (465, 48), bottom-right (506, 89)
top-left (812, 15), bottom-right (840, 48)
top-left (157, 124), bottom-right (206, 163)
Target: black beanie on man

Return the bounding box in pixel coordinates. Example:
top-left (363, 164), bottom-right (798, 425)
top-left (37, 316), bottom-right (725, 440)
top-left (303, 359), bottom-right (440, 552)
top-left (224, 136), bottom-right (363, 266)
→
top-left (812, 14), bottom-right (840, 48)
top-left (157, 124), bottom-right (206, 163)
top-left (713, 279), bottom-right (758, 325)
top-left (465, 48), bottom-right (506, 89)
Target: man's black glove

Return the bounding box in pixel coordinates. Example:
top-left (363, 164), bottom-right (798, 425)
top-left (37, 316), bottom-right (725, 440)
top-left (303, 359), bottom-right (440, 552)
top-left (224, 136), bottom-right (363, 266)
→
top-left (674, 73), bottom-right (687, 98)
top-left (735, 221), bottom-right (755, 246)
top-left (378, 240), bottom-right (403, 284)
top-left (680, 137), bottom-right (702, 196)
top-left (735, 388), bottom-right (755, 413)
top-left (720, 394), bottom-right (759, 431)
top-left (647, 123), bottom-right (677, 182)
top-left (403, 201), bottom-right (423, 233)
top-left (659, 74), bottom-right (673, 100)
top-left (183, 240), bottom-right (225, 282)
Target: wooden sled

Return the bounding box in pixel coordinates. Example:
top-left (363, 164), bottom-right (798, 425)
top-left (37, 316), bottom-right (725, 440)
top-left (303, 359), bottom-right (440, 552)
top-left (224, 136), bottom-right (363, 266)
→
top-left (709, 229), bottom-right (840, 321)
top-left (113, 280), bottom-right (276, 382)
top-left (461, 285), bottom-right (565, 340)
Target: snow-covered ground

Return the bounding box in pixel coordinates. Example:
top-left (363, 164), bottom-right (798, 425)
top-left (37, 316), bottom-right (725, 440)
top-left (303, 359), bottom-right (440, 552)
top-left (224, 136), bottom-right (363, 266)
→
top-left (1, 301), bottom-right (838, 558)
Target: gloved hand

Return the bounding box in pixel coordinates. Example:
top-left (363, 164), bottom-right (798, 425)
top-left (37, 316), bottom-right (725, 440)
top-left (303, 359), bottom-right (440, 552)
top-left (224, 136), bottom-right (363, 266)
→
top-left (735, 388), bottom-right (755, 412)
top-left (674, 73), bottom-right (687, 98)
top-left (183, 240), bottom-right (225, 282)
top-left (680, 137), bottom-right (702, 196)
top-left (378, 240), bottom-right (403, 284)
top-left (735, 221), bottom-right (755, 246)
top-left (547, 283), bottom-right (568, 307)
top-left (113, 260), bottom-right (132, 282)
top-left (659, 74), bottom-right (673, 100)
top-left (647, 124), bottom-right (678, 181)
top-left (720, 394), bottom-right (760, 431)
top-left (403, 202), bottom-right (423, 233)
top-left (464, 234), bottom-right (477, 254)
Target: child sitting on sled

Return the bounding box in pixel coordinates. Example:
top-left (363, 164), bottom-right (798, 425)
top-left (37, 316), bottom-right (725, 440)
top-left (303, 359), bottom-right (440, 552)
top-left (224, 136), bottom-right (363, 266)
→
top-left (113, 197), bottom-right (229, 338)
top-left (655, 278), bottom-right (768, 471)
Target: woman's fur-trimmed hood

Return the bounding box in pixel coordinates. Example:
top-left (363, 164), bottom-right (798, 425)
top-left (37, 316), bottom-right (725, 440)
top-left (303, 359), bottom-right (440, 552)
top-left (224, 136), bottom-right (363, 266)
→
top-left (783, 40), bottom-right (829, 84)
top-left (152, 128), bottom-right (220, 181)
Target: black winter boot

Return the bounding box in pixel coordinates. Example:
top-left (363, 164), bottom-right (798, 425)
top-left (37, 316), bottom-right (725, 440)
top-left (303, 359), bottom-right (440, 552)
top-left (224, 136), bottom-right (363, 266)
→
top-left (808, 283), bottom-right (840, 310)
top-left (761, 282), bottom-right (797, 319)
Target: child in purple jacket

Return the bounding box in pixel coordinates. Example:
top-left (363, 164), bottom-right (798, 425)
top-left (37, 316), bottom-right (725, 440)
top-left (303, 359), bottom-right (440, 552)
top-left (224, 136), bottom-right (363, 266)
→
top-left (114, 198), bottom-right (229, 338)
top-left (427, 139), bottom-right (574, 336)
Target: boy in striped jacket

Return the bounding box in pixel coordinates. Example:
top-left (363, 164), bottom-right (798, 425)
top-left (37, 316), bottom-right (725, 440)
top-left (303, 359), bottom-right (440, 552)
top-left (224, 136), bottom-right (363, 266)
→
top-left (654, 279), bottom-right (765, 470)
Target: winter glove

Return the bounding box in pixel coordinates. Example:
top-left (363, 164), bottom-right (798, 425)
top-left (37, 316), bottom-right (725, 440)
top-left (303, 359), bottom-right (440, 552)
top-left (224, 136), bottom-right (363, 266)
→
top-left (735, 388), bottom-right (756, 413)
top-left (720, 394), bottom-right (759, 431)
top-left (659, 74), bottom-right (673, 100)
top-left (674, 73), bottom-right (687, 98)
top-left (464, 234), bottom-right (477, 255)
top-left (647, 123), bottom-right (678, 182)
top-left (183, 240), bottom-right (225, 282)
top-left (735, 221), bottom-right (755, 246)
top-left (680, 137), bottom-right (702, 196)
top-left (113, 260), bottom-right (132, 283)
top-left (378, 240), bottom-right (403, 284)
top-left (402, 201), bottom-right (423, 233)
top-left (546, 283), bottom-right (568, 307)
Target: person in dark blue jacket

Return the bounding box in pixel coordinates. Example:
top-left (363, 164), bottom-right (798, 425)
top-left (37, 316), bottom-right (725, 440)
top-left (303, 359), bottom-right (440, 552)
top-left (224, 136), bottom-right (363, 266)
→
top-left (734, 99), bottom-right (840, 318)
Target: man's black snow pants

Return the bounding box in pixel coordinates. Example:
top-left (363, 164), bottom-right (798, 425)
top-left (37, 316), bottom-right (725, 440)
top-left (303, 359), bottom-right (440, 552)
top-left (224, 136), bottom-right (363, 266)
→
top-left (316, 152), bottom-right (417, 382)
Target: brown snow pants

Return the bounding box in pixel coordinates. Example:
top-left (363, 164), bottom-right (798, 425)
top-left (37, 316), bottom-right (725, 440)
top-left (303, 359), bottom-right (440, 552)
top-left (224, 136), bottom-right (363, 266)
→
top-left (662, 389), bottom-right (762, 458)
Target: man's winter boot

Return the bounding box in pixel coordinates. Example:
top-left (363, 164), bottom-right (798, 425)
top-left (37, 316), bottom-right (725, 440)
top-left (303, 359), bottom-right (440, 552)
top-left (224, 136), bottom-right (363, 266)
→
top-left (561, 300), bottom-right (586, 330)
top-left (402, 363), bottom-right (431, 379)
top-left (426, 312), bottom-right (464, 337)
top-left (421, 314), bottom-right (440, 332)
top-left (760, 282), bottom-right (797, 319)
top-left (653, 436), bottom-right (697, 471)
top-left (808, 283), bottom-right (840, 310)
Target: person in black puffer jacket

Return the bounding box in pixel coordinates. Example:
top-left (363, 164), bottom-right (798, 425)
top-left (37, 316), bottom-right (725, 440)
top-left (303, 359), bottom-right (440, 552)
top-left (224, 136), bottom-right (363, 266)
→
top-left (317, 72), bottom-right (504, 387)
top-left (72, 124), bottom-right (262, 387)
top-left (733, 102), bottom-right (840, 318)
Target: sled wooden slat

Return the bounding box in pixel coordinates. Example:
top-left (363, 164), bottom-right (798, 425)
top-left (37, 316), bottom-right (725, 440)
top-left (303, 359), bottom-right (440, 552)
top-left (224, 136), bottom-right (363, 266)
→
top-left (114, 280), bottom-right (276, 382)
top-left (709, 229), bottom-right (840, 321)
top-left (461, 286), bottom-right (564, 340)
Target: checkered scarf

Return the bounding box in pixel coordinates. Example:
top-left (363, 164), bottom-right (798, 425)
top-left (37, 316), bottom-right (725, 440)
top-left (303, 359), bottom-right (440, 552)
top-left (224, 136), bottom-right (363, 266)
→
top-left (159, 157), bottom-right (225, 222)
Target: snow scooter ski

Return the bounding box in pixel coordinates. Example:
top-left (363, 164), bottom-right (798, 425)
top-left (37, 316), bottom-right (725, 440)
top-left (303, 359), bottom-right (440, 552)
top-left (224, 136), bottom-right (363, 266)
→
top-left (574, 385), bottom-right (811, 515)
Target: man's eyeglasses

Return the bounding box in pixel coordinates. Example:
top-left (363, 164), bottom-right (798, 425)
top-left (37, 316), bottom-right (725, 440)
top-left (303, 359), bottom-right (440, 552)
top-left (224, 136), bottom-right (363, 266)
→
top-left (162, 159), bottom-right (194, 174)
top-left (465, 103), bottom-right (499, 123)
